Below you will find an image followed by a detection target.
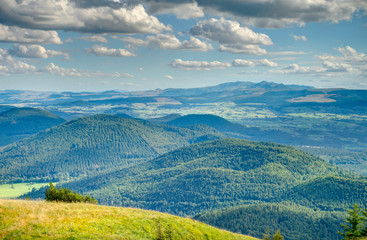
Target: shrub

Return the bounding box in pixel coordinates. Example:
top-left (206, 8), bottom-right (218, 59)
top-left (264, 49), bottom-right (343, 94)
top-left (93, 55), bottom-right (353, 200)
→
top-left (45, 182), bottom-right (98, 204)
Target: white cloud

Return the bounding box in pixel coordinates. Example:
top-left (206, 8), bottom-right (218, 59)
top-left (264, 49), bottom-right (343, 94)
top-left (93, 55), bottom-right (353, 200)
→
top-left (271, 64), bottom-right (324, 75)
top-left (322, 61), bottom-right (353, 72)
top-left (316, 46), bottom-right (367, 75)
top-left (0, 24), bottom-right (62, 44)
top-left (268, 51), bottom-right (307, 56)
top-left (0, 48), bottom-right (134, 78)
top-left (292, 35), bottom-right (307, 41)
top-left (8, 44), bottom-right (69, 59)
top-left (170, 59), bottom-right (231, 71)
top-left (272, 46), bottom-right (367, 78)
top-left (77, 35), bottom-right (109, 43)
top-left (85, 45), bottom-right (135, 57)
top-left (233, 59), bottom-right (278, 67)
top-left (148, 2), bottom-right (204, 19)
top-left (145, 34), bottom-right (212, 51)
top-left (120, 34), bottom-right (212, 52)
top-left (0, 1), bottom-right (170, 34)
top-left (219, 44), bottom-right (267, 55)
top-left (0, 48), bottom-right (37, 75)
top-left (336, 46), bottom-right (367, 62)
top-left (165, 74), bottom-right (174, 80)
top-left (190, 18), bottom-right (272, 54)
top-left (43, 63), bottom-right (135, 78)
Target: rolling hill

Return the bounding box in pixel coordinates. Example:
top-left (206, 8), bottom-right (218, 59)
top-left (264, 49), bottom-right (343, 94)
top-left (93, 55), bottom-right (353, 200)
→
top-left (166, 114), bottom-right (250, 139)
top-left (0, 107), bottom-right (65, 147)
top-left (0, 114), bottom-right (224, 183)
top-left (59, 139), bottom-right (362, 216)
top-left (194, 203), bottom-right (345, 240)
top-left (0, 199), bottom-right (257, 240)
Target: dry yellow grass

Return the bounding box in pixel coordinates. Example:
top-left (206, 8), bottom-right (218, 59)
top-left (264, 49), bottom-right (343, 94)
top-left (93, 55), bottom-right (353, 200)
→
top-left (0, 199), bottom-right (258, 240)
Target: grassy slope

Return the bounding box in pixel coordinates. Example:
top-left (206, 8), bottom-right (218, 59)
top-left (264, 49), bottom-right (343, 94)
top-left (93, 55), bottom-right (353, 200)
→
top-left (0, 200), bottom-right (257, 240)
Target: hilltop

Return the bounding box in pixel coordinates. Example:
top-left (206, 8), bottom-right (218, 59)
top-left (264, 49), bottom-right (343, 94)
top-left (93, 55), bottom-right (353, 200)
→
top-left (0, 107), bottom-right (65, 146)
top-left (0, 199), bottom-right (257, 240)
top-left (165, 114), bottom-right (250, 139)
top-left (60, 139), bottom-right (363, 216)
top-left (0, 114), bottom-right (223, 182)
top-left (194, 203), bottom-right (345, 240)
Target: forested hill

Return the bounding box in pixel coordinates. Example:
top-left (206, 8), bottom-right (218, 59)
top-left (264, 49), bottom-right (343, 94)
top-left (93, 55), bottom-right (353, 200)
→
top-left (62, 139), bottom-right (363, 216)
top-left (194, 203), bottom-right (345, 240)
top-left (0, 114), bottom-right (224, 183)
top-left (0, 107), bottom-right (65, 146)
top-left (166, 114), bottom-right (250, 138)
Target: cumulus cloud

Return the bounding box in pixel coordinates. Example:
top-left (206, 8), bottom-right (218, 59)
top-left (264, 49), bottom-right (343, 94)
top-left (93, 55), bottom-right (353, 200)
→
top-left (190, 18), bottom-right (272, 54)
top-left (148, 2), bottom-right (204, 19)
top-left (42, 63), bottom-right (135, 77)
top-left (85, 45), bottom-right (136, 57)
top-left (145, 34), bottom-right (212, 51)
top-left (0, 0), bottom-right (170, 34)
top-left (0, 24), bottom-right (62, 44)
top-left (271, 46), bottom-right (367, 77)
top-left (0, 48), bottom-right (134, 77)
top-left (120, 34), bottom-right (212, 52)
top-left (170, 59), bottom-right (231, 71)
top-left (0, 48), bottom-right (37, 75)
top-left (292, 35), bottom-right (307, 41)
top-left (318, 46), bottom-right (367, 63)
top-left (271, 64), bottom-right (325, 75)
top-left (233, 59), bottom-right (278, 67)
top-left (142, 0), bottom-right (367, 28)
top-left (77, 35), bottom-right (109, 43)
top-left (8, 44), bottom-right (69, 59)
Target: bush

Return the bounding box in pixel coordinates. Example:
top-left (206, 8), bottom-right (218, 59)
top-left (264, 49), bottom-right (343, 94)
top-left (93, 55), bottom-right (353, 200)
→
top-left (45, 182), bottom-right (98, 204)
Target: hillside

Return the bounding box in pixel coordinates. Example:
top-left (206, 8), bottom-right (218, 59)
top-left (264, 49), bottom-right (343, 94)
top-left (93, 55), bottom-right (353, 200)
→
top-left (282, 175), bottom-right (367, 211)
top-left (0, 107), bottom-right (65, 146)
top-left (166, 114), bottom-right (250, 139)
top-left (0, 114), bottom-right (223, 183)
top-left (61, 139), bottom-right (361, 216)
top-left (194, 203), bottom-right (345, 240)
top-left (0, 199), bottom-right (257, 240)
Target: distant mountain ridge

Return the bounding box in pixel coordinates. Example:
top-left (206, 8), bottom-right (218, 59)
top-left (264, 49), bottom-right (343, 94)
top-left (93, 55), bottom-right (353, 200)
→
top-left (0, 114), bottom-right (224, 182)
top-left (0, 107), bottom-right (65, 147)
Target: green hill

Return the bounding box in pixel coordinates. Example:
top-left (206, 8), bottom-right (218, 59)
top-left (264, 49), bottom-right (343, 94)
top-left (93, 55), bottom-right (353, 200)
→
top-left (166, 114), bottom-right (250, 139)
top-left (0, 114), bottom-right (223, 183)
top-left (0, 199), bottom-right (257, 240)
top-left (0, 107), bottom-right (65, 147)
top-left (61, 139), bottom-right (360, 216)
top-left (194, 203), bottom-right (345, 240)
top-left (282, 175), bottom-right (367, 211)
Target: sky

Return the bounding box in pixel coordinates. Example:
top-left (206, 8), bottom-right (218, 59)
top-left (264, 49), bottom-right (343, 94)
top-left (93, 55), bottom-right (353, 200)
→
top-left (0, 0), bottom-right (367, 92)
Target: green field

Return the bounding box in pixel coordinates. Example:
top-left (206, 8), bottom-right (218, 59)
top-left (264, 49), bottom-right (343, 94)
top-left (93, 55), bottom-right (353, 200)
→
top-left (0, 183), bottom-right (50, 199)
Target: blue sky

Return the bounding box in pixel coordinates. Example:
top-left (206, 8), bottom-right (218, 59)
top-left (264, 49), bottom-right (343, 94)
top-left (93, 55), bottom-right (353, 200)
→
top-left (0, 0), bottom-right (366, 92)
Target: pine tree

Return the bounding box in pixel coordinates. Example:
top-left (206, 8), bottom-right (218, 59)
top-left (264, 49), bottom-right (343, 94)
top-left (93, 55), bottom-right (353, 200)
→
top-left (339, 204), bottom-right (363, 240)
top-left (262, 228), bottom-right (271, 240)
top-left (361, 207), bottom-right (367, 237)
top-left (273, 229), bottom-right (284, 240)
